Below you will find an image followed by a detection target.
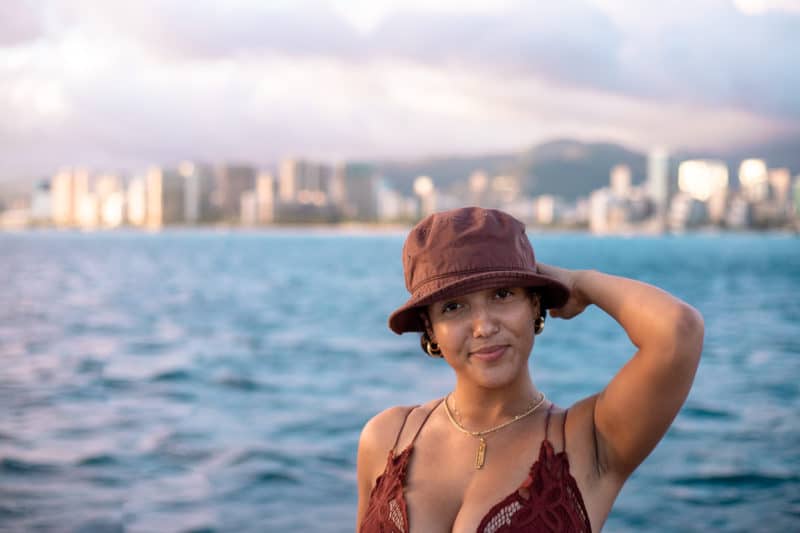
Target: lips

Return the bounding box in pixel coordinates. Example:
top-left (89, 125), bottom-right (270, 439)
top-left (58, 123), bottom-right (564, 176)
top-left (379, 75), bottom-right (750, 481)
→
top-left (470, 345), bottom-right (508, 362)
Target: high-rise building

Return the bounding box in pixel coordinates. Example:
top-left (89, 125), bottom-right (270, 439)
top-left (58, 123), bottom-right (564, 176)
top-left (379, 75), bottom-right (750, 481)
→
top-left (181, 161), bottom-right (215, 223)
top-left (256, 172), bottom-right (276, 224)
top-left (610, 164), bottom-right (632, 197)
top-left (30, 180), bottom-right (51, 223)
top-left (127, 176), bottom-right (147, 227)
top-left (240, 190), bottom-right (258, 226)
top-left (336, 163), bottom-right (380, 220)
top-left (739, 159), bottom-right (768, 202)
top-left (279, 159), bottom-right (332, 206)
top-left (94, 174), bottom-right (124, 228)
top-left (51, 169), bottom-right (76, 226)
top-left (413, 175), bottom-right (436, 218)
top-left (678, 160), bottom-right (728, 224)
top-left (146, 167), bottom-right (185, 229)
top-left (469, 170), bottom-right (490, 206)
top-left (647, 147), bottom-right (670, 215)
top-left (50, 167), bottom-right (91, 227)
top-left (214, 164), bottom-right (256, 220)
top-left (768, 168), bottom-right (791, 206)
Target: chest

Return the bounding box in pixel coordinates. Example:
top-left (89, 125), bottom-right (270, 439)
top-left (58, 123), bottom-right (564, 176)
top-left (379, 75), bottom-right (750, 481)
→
top-left (401, 436), bottom-right (551, 533)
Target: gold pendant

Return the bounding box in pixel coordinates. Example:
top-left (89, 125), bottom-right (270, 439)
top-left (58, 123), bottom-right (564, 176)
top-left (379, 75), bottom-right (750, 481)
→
top-left (475, 437), bottom-right (487, 469)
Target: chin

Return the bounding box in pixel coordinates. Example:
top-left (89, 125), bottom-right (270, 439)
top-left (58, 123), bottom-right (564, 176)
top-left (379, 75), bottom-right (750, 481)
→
top-left (469, 360), bottom-right (523, 389)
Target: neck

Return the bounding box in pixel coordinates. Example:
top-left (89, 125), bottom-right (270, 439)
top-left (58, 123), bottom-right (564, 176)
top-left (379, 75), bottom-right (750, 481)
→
top-left (450, 372), bottom-right (542, 429)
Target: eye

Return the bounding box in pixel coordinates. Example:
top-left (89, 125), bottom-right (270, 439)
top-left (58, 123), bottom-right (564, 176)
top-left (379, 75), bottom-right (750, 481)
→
top-left (441, 301), bottom-right (461, 314)
top-left (494, 288), bottom-right (514, 299)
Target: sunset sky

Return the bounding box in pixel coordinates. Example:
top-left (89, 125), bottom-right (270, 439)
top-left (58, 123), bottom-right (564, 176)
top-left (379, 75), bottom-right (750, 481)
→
top-left (2, 0), bottom-right (799, 178)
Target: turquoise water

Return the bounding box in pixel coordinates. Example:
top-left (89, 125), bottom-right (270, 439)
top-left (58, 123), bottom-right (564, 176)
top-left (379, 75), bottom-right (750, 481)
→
top-left (1, 230), bottom-right (798, 532)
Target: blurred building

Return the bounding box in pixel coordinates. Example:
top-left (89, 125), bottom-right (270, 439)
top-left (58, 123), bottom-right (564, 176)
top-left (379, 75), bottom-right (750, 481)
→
top-left (610, 164), bottom-right (632, 197)
top-left (588, 166), bottom-right (654, 234)
top-left (279, 159), bottom-right (332, 206)
top-left (490, 175), bottom-right (520, 206)
top-left (336, 163), bottom-right (381, 221)
top-left (376, 180), bottom-right (416, 222)
top-left (213, 164), bottom-right (256, 221)
top-left (95, 174), bottom-right (124, 228)
top-left (739, 159), bottom-right (769, 202)
top-left (50, 167), bottom-right (90, 227)
top-left (240, 190), bottom-right (258, 226)
top-left (146, 167), bottom-right (185, 229)
top-left (50, 169), bottom-right (75, 226)
top-left (30, 180), bottom-right (52, 224)
top-left (413, 175), bottom-right (436, 218)
top-left (256, 172), bottom-right (276, 224)
top-left (181, 161), bottom-right (216, 224)
top-left (725, 196), bottom-right (752, 229)
top-left (127, 175), bottom-right (147, 227)
top-left (669, 192), bottom-right (708, 231)
top-left (793, 176), bottom-right (800, 217)
top-left (469, 170), bottom-right (490, 206)
top-left (534, 195), bottom-right (557, 225)
top-left (647, 147), bottom-right (670, 219)
top-left (678, 159), bottom-right (729, 225)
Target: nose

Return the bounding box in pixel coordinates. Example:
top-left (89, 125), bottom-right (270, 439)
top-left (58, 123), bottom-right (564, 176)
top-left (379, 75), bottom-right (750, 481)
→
top-left (471, 304), bottom-right (500, 338)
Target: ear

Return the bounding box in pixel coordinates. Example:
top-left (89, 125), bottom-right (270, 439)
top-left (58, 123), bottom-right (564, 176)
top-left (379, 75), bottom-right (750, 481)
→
top-left (419, 310), bottom-right (435, 340)
top-left (529, 292), bottom-right (543, 318)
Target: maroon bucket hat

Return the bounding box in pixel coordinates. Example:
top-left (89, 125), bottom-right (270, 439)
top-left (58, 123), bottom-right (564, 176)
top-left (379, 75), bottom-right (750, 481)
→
top-left (388, 206), bottom-right (570, 334)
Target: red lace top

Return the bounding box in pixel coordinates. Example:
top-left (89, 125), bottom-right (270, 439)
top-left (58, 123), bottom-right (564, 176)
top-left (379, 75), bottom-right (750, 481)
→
top-left (360, 401), bottom-right (592, 533)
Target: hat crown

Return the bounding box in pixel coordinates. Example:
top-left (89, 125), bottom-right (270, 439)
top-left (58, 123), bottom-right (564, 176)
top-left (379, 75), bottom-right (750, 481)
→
top-left (403, 207), bottom-right (536, 298)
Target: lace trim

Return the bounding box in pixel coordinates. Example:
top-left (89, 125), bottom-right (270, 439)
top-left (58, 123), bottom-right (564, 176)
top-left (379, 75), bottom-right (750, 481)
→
top-left (388, 498), bottom-right (405, 532)
top-left (481, 500), bottom-right (523, 533)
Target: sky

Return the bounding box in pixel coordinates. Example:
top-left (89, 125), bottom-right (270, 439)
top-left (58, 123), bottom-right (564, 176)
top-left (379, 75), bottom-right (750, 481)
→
top-left (1, 0), bottom-right (800, 178)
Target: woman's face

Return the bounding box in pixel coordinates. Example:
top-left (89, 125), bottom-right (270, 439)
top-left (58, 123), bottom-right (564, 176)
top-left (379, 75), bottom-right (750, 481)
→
top-left (426, 286), bottom-right (540, 388)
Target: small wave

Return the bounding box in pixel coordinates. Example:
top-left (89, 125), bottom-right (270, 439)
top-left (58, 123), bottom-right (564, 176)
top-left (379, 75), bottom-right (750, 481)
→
top-left (97, 377), bottom-right (134, 390)
top-left (671, 472), bottom-right (799, 489)
top-left (152, 369), bottom-right (193, 382)
top-left (76, 453), bottom-right (119, 467)
top-left (682, 405), bottom-right (735, 420)
top-left (73, 518), bottom-right (125, 533)
top-left (227, 448), bottom-right (300, 468)
top-left (214, 375), bottom-right (271, 392)
top-left (251, 470), bottom-right (300, 486)
top-left (181, 527), bottom-right (217, 533)
top-left (1, 457), bottom-right (58, 475)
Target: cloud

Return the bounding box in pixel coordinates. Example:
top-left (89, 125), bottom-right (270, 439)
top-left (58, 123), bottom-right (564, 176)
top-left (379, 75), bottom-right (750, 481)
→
top-left (1, 0), bottom-right (799, 178)
top-left (0, 0), bottom-right (47, 46)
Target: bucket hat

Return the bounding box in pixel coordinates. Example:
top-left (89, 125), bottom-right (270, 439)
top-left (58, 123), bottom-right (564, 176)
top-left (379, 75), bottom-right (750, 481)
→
top-left (388, 206), bottom-right (570, 334)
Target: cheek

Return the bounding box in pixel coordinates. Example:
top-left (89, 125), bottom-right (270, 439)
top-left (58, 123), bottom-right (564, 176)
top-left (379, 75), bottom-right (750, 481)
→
top-left (432, 322), bottom-right (467, 356)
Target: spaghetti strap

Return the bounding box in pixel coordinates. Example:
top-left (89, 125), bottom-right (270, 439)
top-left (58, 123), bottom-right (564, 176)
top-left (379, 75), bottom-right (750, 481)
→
top-left (544, 403), bottom-right (554, 442)
top-left (562, 408), bottom-right (570, 453)
top-left (409, 398), bottom-right (444, 446)
top-left (391, 406), bottom-right (419, 453)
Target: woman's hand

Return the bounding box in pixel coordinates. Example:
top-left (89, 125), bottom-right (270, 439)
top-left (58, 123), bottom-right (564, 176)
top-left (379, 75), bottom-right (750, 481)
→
top-left (536, 263), bottom-right (590, 319)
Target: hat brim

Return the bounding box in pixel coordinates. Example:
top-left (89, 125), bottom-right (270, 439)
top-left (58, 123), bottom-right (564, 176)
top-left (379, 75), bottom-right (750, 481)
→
top-left (387, 270), bottom-right (570, 334)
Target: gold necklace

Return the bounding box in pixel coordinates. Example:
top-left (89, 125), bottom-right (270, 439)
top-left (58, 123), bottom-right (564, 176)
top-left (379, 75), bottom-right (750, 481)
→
top-left (443, 392), bottom-right (547, 469)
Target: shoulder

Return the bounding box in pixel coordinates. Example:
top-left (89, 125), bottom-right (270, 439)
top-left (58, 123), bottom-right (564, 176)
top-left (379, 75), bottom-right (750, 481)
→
top-left (356, 403), bottom-right (424, 499)
top-left (359, 405), bottom-right (415, 455)
top-left (358, 399), bottom-right (441, 460)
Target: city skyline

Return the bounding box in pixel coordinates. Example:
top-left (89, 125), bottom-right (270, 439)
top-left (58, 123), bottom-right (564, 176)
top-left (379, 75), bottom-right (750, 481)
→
top-left (6, 146), bottom-right (799, 234)
top-left (2, 0), bottom-right (800, 179)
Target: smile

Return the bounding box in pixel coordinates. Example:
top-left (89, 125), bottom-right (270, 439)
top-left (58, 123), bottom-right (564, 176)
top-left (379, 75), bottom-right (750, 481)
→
top-left (469, 345), bottom-right (508, 362)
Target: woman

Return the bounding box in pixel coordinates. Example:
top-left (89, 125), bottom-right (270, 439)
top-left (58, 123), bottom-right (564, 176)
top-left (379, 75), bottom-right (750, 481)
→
top-left (356, 207), bottom-right (704, 532)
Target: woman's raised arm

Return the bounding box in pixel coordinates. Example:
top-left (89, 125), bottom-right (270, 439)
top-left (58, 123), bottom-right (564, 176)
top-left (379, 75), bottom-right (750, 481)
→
top-left (537, 264), bottom-right (704, 479)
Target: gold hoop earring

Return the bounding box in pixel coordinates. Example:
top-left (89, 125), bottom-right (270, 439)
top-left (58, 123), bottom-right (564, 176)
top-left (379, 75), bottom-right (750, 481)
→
top-left (421, 333), bottom-right (443, 357)
top-left (534, 315), bottom-right (545, 335)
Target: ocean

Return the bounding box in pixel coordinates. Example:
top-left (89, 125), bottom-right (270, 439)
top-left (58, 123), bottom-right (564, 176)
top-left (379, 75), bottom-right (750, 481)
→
top-left (1, 229), bottom-right (798, 532)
